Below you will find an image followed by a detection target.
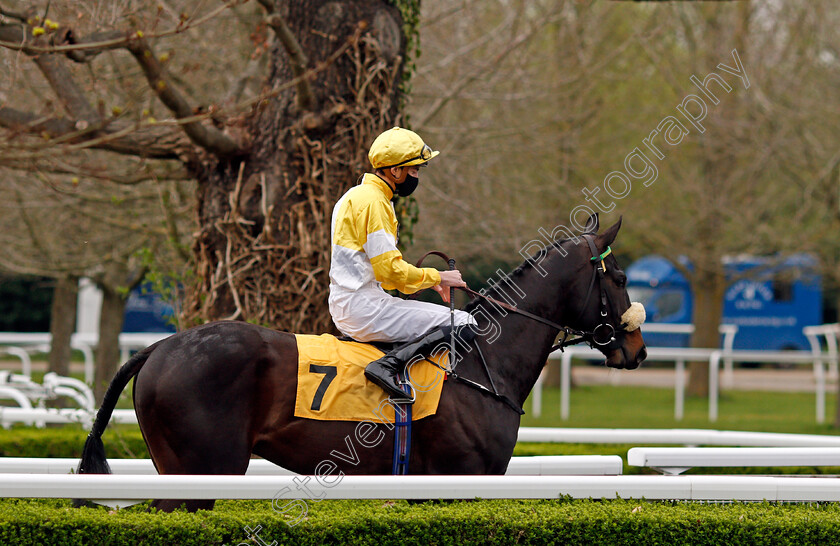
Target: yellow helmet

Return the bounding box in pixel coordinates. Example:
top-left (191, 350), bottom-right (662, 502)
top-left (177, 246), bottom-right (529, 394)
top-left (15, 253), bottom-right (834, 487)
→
top-left (368, 127), bottom-right (440, 169)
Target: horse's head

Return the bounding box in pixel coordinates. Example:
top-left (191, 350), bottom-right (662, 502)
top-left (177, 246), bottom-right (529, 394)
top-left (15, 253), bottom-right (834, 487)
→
top-left (563, 214), bottom-right (647, 370)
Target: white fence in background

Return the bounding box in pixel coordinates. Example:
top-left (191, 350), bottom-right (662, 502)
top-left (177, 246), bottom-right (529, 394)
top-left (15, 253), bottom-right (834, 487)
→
top-left (516, 427), bottom-right (840, 446)
top-left (533, 323), bottom-right (840, 424)
top-left (707, 349), bottom-right (836, 423)
top-left (3, 324), bottom-right (839, 425)
top-left (4, 428), bottom-right (840, 505)
top-left (0, 407), bottom-right (137, 428)
top-left (0, 371), bottom-right (100, 427)
top-left (0, 332), bottom-right (170, 384)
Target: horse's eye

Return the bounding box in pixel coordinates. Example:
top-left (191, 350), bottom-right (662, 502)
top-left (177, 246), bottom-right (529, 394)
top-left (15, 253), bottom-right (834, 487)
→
top-left (616, 274), bottom-right (627, 287)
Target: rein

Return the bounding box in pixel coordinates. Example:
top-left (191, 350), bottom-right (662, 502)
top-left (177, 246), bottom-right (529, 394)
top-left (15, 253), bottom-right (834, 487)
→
top-left (416, 245), bottom-right (622, 354)
top-left (457, 284), bottom-right (591, 354)
top-left (413, 244), bottom-right (624, 416)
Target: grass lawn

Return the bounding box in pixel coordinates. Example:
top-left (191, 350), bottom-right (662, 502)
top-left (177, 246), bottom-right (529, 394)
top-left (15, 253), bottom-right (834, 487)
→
top-left (522, 384), bottom-right (840, 436)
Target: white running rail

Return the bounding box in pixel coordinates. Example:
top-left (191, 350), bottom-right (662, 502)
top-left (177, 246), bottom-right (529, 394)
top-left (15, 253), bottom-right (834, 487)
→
top-left (629, 446), bottom-right (840, 475)
top-left (0, 455), bottom-right (623, 477)
top-left (517, 427), bottom-right (840, 446)
top-left (2, 474), bottom-right (840, 503)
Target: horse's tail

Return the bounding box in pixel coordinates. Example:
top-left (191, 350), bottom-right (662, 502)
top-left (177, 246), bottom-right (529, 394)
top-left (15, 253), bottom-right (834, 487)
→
top-left (77, 342), bottom-right (161, 475)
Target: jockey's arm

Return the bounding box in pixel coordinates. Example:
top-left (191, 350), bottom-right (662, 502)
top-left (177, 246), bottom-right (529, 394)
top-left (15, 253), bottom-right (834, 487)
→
top-left (364, 200), bottom-right (466, 299)
top-left (371, 250), bottom-right (440, 294)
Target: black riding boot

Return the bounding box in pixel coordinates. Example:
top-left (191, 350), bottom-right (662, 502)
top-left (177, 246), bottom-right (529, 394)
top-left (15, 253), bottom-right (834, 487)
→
top-left (364, 326), bottom-right (455, 401)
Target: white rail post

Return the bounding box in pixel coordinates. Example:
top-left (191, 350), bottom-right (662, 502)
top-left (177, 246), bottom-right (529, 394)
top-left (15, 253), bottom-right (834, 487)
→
top-left (675, 359), bottom-right (685, 421)
top-left (709, 350), bottom-right (721, 422)
top-left (531, 368), bottom-right (544, 418)
top-left (720, 324), bottom-right (738, 389)
top-left (804, 324), bottom-right (836, 424)
top-left (827, 325), bottom-right (839, 378)
top-left (815, 358), bottom-right (826, 424)
top-left (561, 351), bottom-right (572, 420)
top-left (71, 333), bottom-right (97, 385)
top-left (1, 347), bottom-right (32, 378)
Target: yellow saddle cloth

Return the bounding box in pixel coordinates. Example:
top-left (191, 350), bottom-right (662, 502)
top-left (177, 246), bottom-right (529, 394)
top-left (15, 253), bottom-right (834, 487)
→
top-left (294, 334), bottom-right (447, 423)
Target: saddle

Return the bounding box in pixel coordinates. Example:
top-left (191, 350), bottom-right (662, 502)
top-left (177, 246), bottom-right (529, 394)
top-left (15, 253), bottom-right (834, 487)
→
top-left (293, 333), bottom-right (446, 423)
top-left (336, 335), bottom-right (396, 354)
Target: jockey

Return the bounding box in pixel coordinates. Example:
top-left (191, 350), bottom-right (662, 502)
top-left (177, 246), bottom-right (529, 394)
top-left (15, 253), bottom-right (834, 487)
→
top-left (329, 127), bottom-right (476, 401)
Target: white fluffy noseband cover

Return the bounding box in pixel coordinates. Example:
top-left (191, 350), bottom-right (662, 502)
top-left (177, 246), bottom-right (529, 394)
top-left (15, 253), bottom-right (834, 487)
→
top-left (621, 302), bottom-right (646, 332)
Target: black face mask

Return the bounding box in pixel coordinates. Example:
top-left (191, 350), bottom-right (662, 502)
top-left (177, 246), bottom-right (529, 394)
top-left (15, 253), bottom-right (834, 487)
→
top-left (395, 174), bottom-right (419, 197)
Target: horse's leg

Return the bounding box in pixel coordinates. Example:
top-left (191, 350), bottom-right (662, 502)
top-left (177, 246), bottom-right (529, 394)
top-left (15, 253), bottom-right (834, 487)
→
top-left (133, 324), bottom-right (273, 512)
top-left (143, 424), bottom-right (253, 512)
top-left (139, 411), bottom-right (253, 512)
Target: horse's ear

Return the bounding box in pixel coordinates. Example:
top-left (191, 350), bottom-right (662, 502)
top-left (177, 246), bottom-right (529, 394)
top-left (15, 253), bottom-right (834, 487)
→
top-left (583, 213), bottom-right (599, 234)
top-left (596, 216), bottom-right (623, 247)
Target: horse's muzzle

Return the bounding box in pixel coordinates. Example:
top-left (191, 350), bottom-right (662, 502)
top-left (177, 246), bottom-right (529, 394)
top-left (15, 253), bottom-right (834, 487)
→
top-left (604, 328), bottom-right (647, 370)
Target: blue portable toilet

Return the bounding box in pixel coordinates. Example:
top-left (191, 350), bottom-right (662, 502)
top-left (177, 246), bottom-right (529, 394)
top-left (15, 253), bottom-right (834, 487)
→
top-left (122, 286), bottom-right (176, 333)
top-left (77, 279), bottom-right (176, 335)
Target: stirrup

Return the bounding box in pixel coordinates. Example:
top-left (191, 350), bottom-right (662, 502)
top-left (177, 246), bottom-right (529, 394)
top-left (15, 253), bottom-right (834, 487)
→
top-left (389, 374), bottom-right (416, 404)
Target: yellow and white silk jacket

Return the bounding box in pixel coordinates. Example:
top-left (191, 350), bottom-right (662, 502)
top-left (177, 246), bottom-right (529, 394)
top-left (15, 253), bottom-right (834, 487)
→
top-left (329, 173), bottom-right (441, 294)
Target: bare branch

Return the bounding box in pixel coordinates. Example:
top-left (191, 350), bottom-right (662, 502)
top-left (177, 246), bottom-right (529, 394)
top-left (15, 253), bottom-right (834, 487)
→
top-left (0, 19), bottom-right (125, 62)
top-left (63, 30), bottom-right (127, 63)
top-left (415, 16), bottom-right (546, 128)
top-left (224, 54), bottom-right (264, 105)
top-left (2, 14), bottom-right (363, 162)
top-left (125, 36), bottom-right (241, 157)
top-left (258, 3), bottom-right (316, 111)
top-left (31, 53), bottom-right (101, 122)
top-left (0, 105), bottom-right (78, 136)
top-left (255, 0), bottom-right (275, 13)
top-left (0, 106), bottom-right (185, 159)
top-left (0, 7), bottom-right (27, 22)
top-left (0, 2), bottom-right (239, 57)
top-left (0, 155), bottom-right (190, 185)
top-left (0, 22), bottom-right (28, 51)
top-left (12, 188), bottom-right (52, 266)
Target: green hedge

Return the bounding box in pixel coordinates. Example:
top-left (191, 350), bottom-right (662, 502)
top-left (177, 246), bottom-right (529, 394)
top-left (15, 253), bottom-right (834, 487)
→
top-left (2, 498), bottom-right (840, 545)
top-left (0, 426), bottom-right (147, 459)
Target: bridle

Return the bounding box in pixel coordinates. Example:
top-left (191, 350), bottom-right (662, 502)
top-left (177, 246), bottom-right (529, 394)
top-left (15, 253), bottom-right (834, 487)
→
top-left (564, 234), bottom-right (625, 353)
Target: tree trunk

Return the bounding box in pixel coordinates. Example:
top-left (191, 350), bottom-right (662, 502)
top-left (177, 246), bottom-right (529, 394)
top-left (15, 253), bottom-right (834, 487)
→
top-left (93, 286), bottom-right (127, 403)
top-left (182, 0), bottom-right (409, 334)
top-left (687, 265), bottom-right (727, 397)
top-left (48, 276), bottom-right (78, 377)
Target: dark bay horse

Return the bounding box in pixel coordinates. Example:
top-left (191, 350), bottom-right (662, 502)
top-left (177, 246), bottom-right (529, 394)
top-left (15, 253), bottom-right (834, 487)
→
top-left (78, 215), bottom-right (646, 511)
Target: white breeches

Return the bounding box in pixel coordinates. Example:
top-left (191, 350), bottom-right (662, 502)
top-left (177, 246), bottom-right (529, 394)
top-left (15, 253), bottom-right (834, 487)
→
top-left (329, 286), bottom-right (476, 343)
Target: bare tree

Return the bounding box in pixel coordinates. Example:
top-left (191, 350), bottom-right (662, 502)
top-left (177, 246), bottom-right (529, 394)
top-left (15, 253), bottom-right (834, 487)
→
top-left (0, 156), bottom-right (193, 397)
top-left (1, 1), bottom-right (418, 398)
top-left (409, 0), bottom-right (631, 266)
